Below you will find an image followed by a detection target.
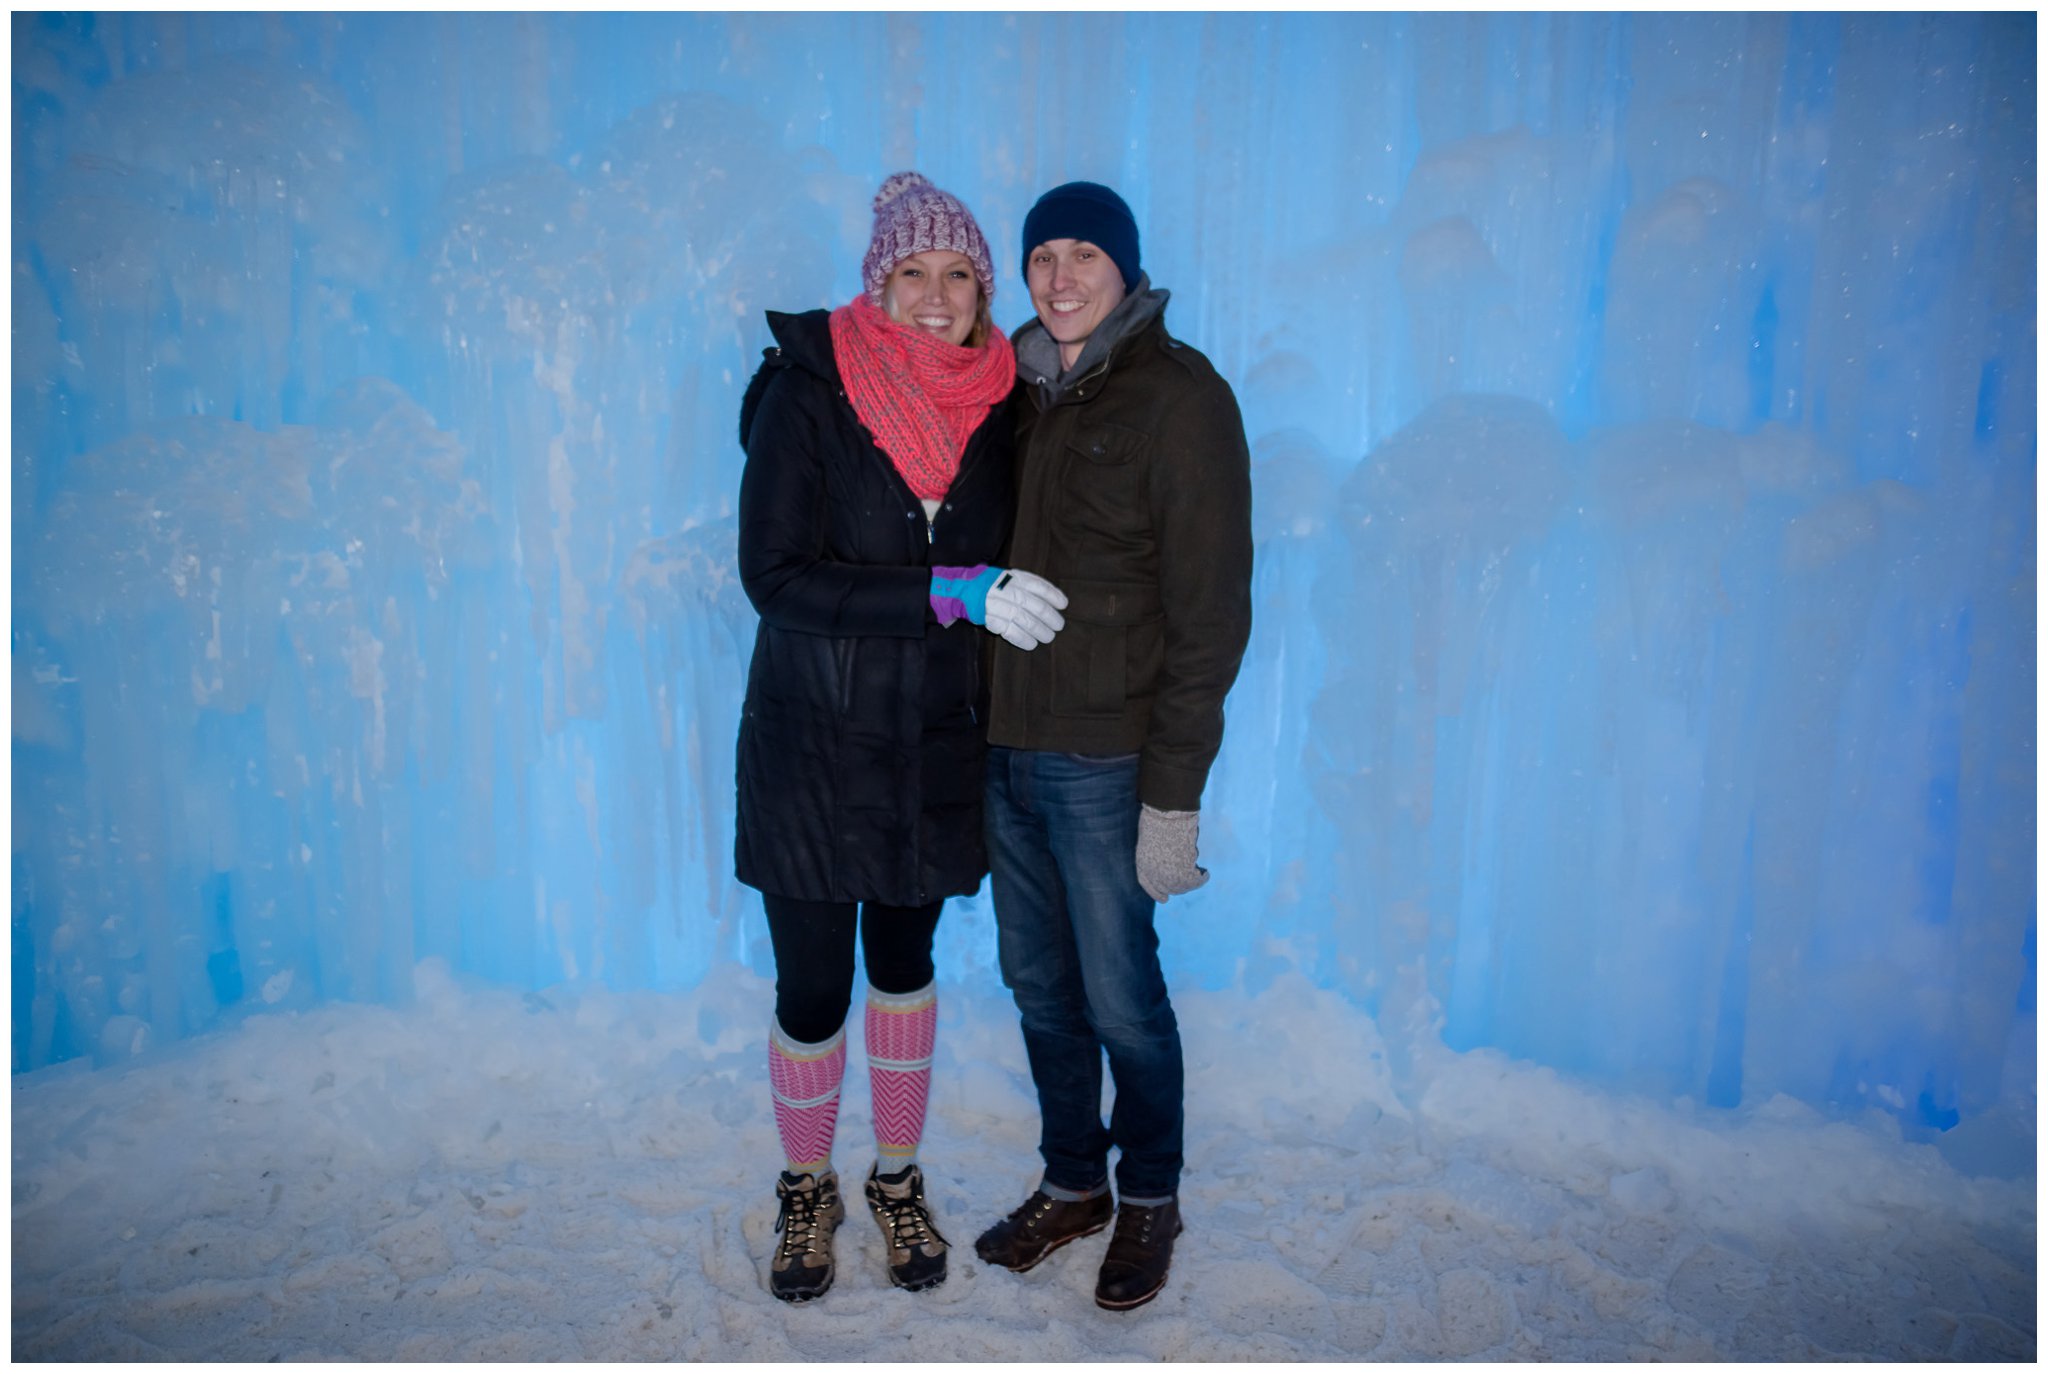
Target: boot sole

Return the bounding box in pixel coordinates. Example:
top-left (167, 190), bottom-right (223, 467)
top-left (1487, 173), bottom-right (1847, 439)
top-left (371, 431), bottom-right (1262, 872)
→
top-left (771, 1277), bottom-right (834, 1304)
top-left (977, 1215), bottom-right (1112, 1274)
top-left (1094, 1279), bottom-right (1166, 1311)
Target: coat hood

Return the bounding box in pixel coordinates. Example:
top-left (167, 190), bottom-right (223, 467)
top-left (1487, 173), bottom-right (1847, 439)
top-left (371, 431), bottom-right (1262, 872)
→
top-left (764, 308), bottom-right (839, 380)
top-left (740, 309), bottom-right (838, 451)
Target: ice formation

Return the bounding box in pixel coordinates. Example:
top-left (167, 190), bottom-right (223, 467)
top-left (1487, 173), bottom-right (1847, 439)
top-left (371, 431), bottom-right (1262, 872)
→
top-left (11, 14), bottom-right (2034, 1149)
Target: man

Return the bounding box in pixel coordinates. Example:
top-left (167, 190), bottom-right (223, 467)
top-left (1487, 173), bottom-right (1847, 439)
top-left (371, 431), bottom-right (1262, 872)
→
top-left (973, 181), bottom-right (1253, 1311)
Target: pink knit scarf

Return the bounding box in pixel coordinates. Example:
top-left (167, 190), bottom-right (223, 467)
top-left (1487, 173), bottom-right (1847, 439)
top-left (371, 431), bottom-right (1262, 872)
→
top-left (828, 295), bottom-right (1014, 501)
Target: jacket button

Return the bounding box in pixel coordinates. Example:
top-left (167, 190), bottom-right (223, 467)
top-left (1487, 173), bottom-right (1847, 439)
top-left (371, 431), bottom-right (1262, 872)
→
top-left (1091, 444), bottom-right (1105, 455)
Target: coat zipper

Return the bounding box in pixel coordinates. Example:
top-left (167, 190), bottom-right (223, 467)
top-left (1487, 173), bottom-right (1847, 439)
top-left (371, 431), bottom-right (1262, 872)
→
top-left (841, 385), bottom-right (964, 555)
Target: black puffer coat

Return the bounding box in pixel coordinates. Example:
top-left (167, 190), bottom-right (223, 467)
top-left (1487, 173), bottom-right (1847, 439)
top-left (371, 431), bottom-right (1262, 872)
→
top-left (734, 309), bottom-right (1013, 906)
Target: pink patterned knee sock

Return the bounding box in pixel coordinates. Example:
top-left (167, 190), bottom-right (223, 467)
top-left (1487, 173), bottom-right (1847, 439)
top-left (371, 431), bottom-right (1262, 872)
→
top-left (769, 1020), bottom-right (846, 1176)
top-left (865, 981), bottom-right (937, 1171)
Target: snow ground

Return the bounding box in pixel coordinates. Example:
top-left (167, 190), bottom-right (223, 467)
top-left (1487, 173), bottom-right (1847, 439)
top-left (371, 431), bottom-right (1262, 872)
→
top-left (11, 959), bottom-right (2036, 1361)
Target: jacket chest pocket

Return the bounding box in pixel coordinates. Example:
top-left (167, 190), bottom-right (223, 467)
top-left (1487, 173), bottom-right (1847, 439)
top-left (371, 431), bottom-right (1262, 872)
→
top-left (1057, 422), bottom-right (1151, 541)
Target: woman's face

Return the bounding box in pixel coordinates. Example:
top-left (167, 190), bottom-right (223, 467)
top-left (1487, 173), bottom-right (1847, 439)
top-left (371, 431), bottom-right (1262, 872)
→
top-left (882, 250), bottom-right (980, 347)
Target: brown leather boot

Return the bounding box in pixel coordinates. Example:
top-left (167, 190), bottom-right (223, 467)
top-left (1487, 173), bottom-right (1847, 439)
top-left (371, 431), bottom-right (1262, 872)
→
top-left (973, 1187), bottom-right (1114, 1272)
top-left (1094, 1196), bottom-right (1183, 1310)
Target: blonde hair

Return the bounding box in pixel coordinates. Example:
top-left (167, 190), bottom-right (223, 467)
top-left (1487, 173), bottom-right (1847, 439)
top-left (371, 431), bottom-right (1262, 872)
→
top-left (967, 290), bottom-right (993, 349)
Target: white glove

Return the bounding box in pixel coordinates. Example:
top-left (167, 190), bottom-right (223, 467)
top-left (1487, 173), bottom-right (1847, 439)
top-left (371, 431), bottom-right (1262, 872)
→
top-left (1136, 804), bottom-right (1209, 903)
top-left (984, 569), bottom-right (1069, 651)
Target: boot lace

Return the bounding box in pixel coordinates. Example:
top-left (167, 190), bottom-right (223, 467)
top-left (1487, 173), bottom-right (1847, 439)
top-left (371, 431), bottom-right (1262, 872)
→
top-left (875, 1180), bottom-right (946, 1252)
top-left (776, 1182), bottom-right (830, 1261)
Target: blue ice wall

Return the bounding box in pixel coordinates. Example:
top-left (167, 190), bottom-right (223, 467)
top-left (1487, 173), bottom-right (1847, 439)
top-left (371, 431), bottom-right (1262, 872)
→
top-left (12, 13), bottom-right (2035, 1127)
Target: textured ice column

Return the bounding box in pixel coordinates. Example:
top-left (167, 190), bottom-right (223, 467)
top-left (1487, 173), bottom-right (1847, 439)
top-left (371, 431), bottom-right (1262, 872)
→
top-left (1738, 468), bottom-right (2034, 1126)
top-left (1195, 423), bottom-right (1347, 989)
top-left (619, 519), bottom-right (758, 987)
top-left (1505, 420), bottom-right (1770, 1100)
top-left (305, 381), bottom-right (495, 993)
top-left (13, 370), bottom-right (488, 1066)
top-left (21, 418), bottom-right (318, 1062)
top-left (1308, 395), bottom-right (1569, 1023)
top-left (1394, 126), bottom-right (1602, 415)
top-left (1599, 180), bottom-right (1765, 429)
top-left (20, 60), bottom-right (396, 451)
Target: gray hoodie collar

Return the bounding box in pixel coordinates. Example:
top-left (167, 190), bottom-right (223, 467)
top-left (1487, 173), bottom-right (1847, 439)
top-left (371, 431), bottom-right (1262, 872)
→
top-left (1014, 276), bottom-right (1170, 404)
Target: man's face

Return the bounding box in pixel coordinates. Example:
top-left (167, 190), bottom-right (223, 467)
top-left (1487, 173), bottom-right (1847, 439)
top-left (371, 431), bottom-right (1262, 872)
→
top-left (1026, 238), bottom-right (1126, 366)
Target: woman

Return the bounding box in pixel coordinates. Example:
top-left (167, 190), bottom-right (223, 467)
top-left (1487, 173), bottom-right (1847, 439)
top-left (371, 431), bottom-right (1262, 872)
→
top-left (734, 172), bottom-right (1067, 1303)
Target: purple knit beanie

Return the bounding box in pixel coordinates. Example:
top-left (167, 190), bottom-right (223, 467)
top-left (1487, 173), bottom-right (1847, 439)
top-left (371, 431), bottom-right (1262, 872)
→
top-left (860, 171), bottom-right (997, 305)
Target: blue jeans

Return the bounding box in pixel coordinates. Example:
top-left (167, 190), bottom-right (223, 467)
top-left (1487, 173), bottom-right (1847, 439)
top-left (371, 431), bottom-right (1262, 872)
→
top-left (985, 747), bottom-right (1183, 1199)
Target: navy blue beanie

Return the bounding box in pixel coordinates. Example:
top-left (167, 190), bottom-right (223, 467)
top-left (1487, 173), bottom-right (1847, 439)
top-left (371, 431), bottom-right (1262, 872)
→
top-left (1020, 181), bottom-right (1141, 292)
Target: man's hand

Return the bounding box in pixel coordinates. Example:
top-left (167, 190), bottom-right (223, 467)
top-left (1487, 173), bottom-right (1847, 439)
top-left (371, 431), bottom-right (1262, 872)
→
top-left (1136, 804), bottom-right (1208, 903)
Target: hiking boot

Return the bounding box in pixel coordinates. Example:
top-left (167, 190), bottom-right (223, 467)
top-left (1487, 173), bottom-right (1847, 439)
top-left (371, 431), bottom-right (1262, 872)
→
top-left (769, 1169), bottom-right (845, 1303)
top-left (973, 1187), bottom-right (1114, 1272)
top-left (1094, 1196), bottom-right (1183, 1311)
top-left (864, 1163), bottom-right (949, 1292)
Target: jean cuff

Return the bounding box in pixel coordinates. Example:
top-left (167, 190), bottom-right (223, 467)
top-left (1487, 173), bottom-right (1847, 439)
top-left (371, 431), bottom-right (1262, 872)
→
top-left (1118, 1191), bottom-right (1176, 1208)
top-left (1040, 1175), bottom-right (1111, 1203)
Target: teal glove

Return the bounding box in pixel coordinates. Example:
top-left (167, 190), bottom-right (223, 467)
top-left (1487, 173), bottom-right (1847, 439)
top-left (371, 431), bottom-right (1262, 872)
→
top-left (930, 564), bottom-right (1004, 627)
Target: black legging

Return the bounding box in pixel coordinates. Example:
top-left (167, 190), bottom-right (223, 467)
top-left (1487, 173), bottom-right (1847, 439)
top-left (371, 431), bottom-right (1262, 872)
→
top-left (762, 894), bottom-right (945, 1045)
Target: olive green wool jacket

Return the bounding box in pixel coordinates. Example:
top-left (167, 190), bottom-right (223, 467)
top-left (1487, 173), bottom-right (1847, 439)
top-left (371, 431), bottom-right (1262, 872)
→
top-left (988, 306), bottom-right (1254, 813)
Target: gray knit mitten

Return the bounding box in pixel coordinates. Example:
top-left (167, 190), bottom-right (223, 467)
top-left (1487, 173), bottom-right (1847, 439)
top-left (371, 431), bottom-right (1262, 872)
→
top-left (1135, 805), bottom-right (1209, 903)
